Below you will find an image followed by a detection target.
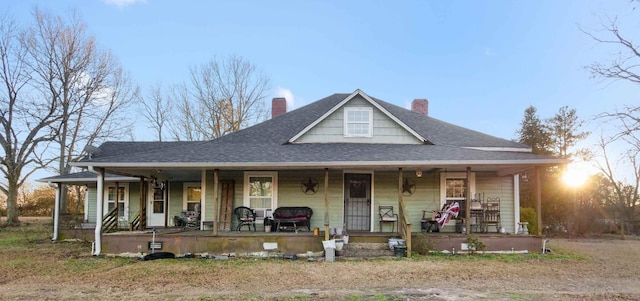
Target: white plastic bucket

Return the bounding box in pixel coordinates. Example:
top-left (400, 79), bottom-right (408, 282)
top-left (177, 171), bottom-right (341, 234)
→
top-left (342, 235), bottom-right (349, 244)
top-left (388, 238), bottom-right (405, 250)
top-left (335, 227), bottom-right (343, 236)
top-left (322, 239), bottom-right (336, 249)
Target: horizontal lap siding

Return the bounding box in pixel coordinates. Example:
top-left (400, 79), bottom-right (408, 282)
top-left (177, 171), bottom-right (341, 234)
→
top-left (168, 181), bottom-right (184, 226)
top-left (374, 171), bottom-right (440, 232)
top-left (87, 184), bottom-right (97, 223)
top-left (476, 173), bottom-right (515, 233)
top-left (128, 182), bottom-right (140, 222)
top-left (277, 170), bottom-right (344, 230)
top-left (85, 181), bottom-right (139, 225)
top-left (296, 96), bottom-right (421, 144)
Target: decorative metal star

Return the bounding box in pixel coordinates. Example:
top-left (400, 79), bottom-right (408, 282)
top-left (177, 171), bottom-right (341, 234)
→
top-left (402, 178), bottom-right (416, 195)
top-left (302, 177), bottom-right (319, 194)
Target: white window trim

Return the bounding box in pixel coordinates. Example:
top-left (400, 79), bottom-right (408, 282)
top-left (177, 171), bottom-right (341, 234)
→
top-left (439, 172), bottom-right (476, 208)
top-left (103, 183), bottom-right (129, 222)
top-left (182, 182), bottom-right (202, 211)
top-left (344, 107), bottom-right (373, 137)
top-left (243, 171), bottom-right (278, 224)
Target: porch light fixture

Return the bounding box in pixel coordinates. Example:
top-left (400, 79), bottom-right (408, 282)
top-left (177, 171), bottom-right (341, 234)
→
top-left (416, 168), bottom-right (422, 178)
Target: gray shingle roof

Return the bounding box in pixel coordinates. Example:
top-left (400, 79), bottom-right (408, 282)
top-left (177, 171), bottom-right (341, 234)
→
top-left (75, 91), bottom-right (563, 167)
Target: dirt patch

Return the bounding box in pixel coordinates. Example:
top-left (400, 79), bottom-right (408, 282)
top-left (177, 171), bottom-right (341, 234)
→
top-left (1, 221), bottom-right (640, 300)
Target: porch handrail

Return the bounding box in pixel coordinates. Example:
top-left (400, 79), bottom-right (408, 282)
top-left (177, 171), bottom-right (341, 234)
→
top-left (129, 210), bottom-right (141, 231)
top-left (398, 198), bottom-right (412, 257)
top-left (102, 206), bottom-right (119, 233)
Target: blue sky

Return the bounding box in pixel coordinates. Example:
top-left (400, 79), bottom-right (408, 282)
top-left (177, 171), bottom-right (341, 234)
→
top-left (5, 0), bottom-right (640, 154)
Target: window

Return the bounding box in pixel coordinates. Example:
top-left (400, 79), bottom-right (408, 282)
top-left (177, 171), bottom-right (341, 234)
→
top-left (104, 184), bottom-right (128, 220)
top-left (244, 172), bottom-right (278, 223)
top-left (183, 182), bottom-right (201, 212)
top-left (440, 172), bottom-right (475, 208)
top-left (344, 107), bottom-right (373, 137)
top-left (152, 188), bottom-right (164, 214)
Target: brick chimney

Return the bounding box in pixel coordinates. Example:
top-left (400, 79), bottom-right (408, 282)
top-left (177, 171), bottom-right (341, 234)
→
top-left (271, 97), bottom-right (287, 118)
top-left (411, 99), bottom-right (428, 116)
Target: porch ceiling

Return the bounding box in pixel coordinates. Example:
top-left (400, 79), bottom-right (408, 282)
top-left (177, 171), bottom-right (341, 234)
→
top-left (103, 163), bottom-right (540, 180)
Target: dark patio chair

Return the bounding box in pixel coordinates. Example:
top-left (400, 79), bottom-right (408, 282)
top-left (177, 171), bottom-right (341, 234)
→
top-left (483, 197), bottom-right (501, 233)
top-left (234, 206), bottom-right (257, 232)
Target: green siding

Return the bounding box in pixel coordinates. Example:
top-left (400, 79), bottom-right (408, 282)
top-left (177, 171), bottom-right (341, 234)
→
top-left (373, 171), bottom-right (440, 231)
top-left (128, 182), bottom-right (140, 222)
top-left (296, 95), bottom-right (421, 144)
top-left (86, 184), bottom-right (97, 223)
top-left (168, 181), bottom-right (184, 226)
top-left (81, 170), bottom-right (516, 233)
top-left (476, 173), bottom-right (515, 233)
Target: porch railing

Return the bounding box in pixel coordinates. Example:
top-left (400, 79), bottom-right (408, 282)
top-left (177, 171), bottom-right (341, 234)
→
top-left (102, 206), bottom-right (119, 233)
top-left (129, 210), bottom-right (141, 231)
top-left (398, 198), bottom-right (412, 257)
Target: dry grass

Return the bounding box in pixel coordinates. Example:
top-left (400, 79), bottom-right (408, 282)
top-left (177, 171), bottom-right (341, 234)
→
top-left (1, 218), bottom-right (640, 300)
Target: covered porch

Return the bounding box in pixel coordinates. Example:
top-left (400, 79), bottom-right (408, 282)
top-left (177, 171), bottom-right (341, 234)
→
top-left (48, 163), bottom-right (549, 258)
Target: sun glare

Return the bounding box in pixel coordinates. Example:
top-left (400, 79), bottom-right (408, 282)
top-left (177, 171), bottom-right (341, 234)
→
top-left (563, 163), bottom-right (590, 188)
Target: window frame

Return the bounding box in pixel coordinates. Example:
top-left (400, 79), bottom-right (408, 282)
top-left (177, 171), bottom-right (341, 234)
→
top-left (103, 183), bottom-right (129, 221)
top-left (182, 182), bottom-right (202, 212)
top-left (344, 107), bottom-right (373, 137)
top-left (439, 172), bottom-right (476, 209)
top-left (243, 171), bottom-right (278, 224)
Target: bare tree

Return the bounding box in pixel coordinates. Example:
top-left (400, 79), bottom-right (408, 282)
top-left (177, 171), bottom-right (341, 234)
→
top-left (582, 16), bottom-right (640, 85)
top-left (0, 13), bottom-right (61, 225)
top-left (140, 82), bottom-right (172, 141)
top-left (25, 8), bottom-right (137, 212)
top-left (583, 3), bottom-right (640, 236)
top-left (169, 55), bottom-right (270, 141)
top-left (594, 134), bottom-right (639, 238)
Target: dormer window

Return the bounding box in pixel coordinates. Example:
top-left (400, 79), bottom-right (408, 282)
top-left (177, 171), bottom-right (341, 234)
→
top-left (344, 107), bottom-right (373, 137)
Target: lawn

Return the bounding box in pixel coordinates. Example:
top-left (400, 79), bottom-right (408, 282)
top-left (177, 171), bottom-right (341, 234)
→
top-left (1, 218), bottom-right (639, 300)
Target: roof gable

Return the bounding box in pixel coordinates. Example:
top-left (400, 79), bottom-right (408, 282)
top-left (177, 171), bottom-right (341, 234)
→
top-left (288, 89), bottom-right (427, 144)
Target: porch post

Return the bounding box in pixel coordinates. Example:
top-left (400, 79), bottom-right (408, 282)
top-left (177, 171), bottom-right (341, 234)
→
top-left (465, 167), bottom-right (471, 234)
top-left (115, 182), bottom-right (120, 229)
top-left (398, 167), bottom-right (403, 228)
top-left (139, 177), bottom-right (144, 230)
top-left (93, 167), bottom-right (105, 256)
top-left (213, 169), bottom-right (219, 235)
top-left (163, 180), bottom-right (169, 227)
top-left (536, 166), bottom-right (542, 236)
top-left (52, 182), bottom-right (61, 241)
top-left (324, 168), bottom-right (329, 241)
top-left (513, 174), bottom-right (521, 234)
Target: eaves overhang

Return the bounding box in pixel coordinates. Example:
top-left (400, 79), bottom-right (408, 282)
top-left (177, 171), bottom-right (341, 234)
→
top-left (73, 158), bottom-right (569, 170)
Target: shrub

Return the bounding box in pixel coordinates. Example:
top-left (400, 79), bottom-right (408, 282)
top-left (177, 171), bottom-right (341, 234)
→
top-left (520, 207), bottom-right (537, 234)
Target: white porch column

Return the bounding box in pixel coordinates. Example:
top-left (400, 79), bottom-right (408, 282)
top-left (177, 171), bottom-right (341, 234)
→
top-left (513, 174), bottom-right (521, 234)
top-left (324, 168), bottom-right (329, 241)
top-left (51, 182), bottom-right (62, 241)
top-left (93, 167), bottom-right (105, 256)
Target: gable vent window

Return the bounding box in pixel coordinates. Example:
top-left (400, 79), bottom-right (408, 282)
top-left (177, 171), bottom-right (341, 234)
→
top-left (344, 107), bottom-right (373, 137)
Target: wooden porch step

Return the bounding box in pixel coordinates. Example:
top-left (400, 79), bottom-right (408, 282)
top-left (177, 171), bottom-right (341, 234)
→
top-left (338, 242), bottom-right (394, 258)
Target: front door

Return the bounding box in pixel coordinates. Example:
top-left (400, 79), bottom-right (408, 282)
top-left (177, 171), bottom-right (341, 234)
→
top-left (147, 185), bottom-right (165, 227)
top-left (344, 173), bottom-right (371, 231)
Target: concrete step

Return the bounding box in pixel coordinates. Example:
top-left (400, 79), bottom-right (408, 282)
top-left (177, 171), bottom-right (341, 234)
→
top-left (337, 242), bottom-right (396, 258)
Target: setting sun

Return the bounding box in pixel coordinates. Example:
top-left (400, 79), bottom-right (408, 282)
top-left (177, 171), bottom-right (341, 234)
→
top-left (563, 163), bottom-right (590, 188)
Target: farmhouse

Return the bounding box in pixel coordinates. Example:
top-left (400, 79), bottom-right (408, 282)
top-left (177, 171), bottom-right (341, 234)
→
top-left (41, 89), bottom-right (567, 256)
